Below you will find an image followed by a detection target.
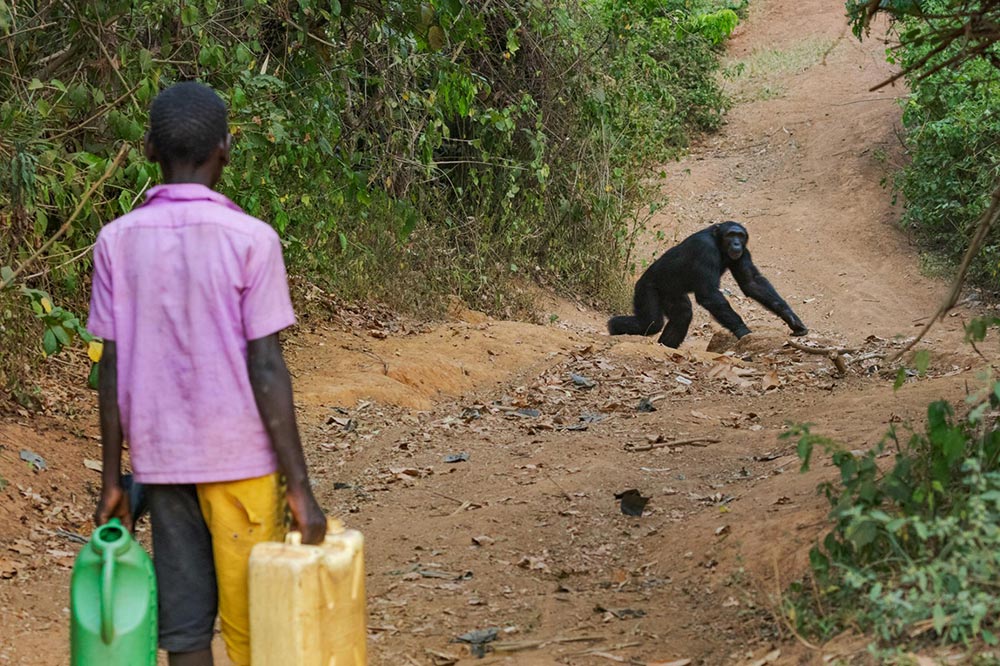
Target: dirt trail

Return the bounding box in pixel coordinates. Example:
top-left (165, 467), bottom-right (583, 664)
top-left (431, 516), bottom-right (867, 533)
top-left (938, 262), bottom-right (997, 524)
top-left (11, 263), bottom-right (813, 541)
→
top-left (0, 1), bottom-right (991, 665)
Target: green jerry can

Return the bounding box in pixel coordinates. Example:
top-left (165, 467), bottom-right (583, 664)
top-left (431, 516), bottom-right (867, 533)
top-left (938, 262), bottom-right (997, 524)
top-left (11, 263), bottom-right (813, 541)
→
top-left (70, 518), bottom-right (157, 665)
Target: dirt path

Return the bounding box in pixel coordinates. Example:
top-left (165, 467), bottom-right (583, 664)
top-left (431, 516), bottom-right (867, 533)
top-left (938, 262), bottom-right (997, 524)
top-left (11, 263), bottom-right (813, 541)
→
top-left (0, 1), bottom-right (990, 665)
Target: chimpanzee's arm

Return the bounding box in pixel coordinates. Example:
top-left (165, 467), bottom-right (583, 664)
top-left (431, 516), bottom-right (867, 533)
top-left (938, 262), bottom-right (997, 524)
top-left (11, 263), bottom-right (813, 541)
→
top-left (694, 288), bottom-right (752, 338)
top-left (731, 251), bottom-right (807, 335)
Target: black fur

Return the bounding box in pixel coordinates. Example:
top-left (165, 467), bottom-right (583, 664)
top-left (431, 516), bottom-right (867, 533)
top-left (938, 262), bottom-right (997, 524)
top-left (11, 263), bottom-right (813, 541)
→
top-left (608, 221), bottom-right (807, 348)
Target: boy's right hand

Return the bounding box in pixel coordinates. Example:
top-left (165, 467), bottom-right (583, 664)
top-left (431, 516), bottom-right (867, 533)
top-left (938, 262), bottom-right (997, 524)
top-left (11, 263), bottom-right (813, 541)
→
top-left (287, 486), bottom-right (326, 544)
top-left (95, 484), bottom-right (133, 531)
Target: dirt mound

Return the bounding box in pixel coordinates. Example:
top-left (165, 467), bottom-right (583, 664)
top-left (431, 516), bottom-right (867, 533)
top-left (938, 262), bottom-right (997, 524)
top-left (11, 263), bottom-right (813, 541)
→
top-left (290, 320), bottom-right (592, 411)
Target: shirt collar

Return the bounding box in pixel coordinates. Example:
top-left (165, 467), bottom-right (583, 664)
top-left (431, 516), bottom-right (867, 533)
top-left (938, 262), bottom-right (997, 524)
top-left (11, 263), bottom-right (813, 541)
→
top-left (142, 183), bottom-right (243, 212)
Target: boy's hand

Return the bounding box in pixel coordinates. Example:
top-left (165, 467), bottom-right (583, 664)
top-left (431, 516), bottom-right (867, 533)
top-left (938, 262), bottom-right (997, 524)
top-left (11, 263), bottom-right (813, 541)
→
top-left (95, 484), bottom-right (133, 531)
top-left (287, 486), bottom-right (327, 544)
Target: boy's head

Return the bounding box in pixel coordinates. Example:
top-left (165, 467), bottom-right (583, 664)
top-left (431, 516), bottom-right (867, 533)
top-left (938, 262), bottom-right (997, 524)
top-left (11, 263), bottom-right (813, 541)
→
top-left (145, 81), bottom-right (231, 187)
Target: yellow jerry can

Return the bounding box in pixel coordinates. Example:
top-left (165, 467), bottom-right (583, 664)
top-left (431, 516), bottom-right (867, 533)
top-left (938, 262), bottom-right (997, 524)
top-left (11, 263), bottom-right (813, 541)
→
top-left (249, 519), bottom-right (367, 666)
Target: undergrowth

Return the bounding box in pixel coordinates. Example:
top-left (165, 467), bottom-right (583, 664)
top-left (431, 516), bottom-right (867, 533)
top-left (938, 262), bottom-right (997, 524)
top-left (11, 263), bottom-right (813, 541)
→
top-left (886, 0), bottom-right (1000, 288)
top-left (0, 0), bottom-right (742, 397)
top-left (782, 322), bottom-right (1000, 657)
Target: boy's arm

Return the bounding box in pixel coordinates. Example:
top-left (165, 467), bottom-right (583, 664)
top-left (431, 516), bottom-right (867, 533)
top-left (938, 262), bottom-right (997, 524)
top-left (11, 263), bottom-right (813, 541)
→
top-left (247, 333), bottom-right (327, 544)
top-left (94, 340), bottom-right (132, 529)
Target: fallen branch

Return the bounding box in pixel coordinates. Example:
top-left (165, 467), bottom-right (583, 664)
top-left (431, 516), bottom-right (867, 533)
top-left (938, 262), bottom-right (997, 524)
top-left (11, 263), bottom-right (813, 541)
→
top-left (492, 635), bottom-right (606, 653)
top-left (888, 176), bottom-right (1000, 363)
top-left (1, 143), bottom-right (130, 290)
top-left (785, 340), bottom-right (858, 355)
top-left (569, 641), bottom-right (644, 656)
top-left (625, 437), bottom-right (720, 452)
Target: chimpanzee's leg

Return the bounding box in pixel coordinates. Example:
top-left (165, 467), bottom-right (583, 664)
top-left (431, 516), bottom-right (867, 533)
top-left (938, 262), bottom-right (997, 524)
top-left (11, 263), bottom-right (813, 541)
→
top-left (657, 295), bottom-right (693, 348)
top-left (608, 281), bottom-right (665, 336)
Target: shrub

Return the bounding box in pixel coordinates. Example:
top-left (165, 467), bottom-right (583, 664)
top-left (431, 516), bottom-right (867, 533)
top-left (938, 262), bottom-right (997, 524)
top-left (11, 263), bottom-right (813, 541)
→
top-left (886, 0), bottom-right (1000, 286)
top-left (784, 328), bottom-right (1000, 648)
top-left (0, 0), bottom-right (737, 393)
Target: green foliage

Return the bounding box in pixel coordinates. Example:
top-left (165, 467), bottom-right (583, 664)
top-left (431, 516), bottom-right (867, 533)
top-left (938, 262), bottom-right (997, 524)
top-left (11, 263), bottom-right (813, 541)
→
top-left (0, 0), bottom-right (738, 394)
top-left (2, 267), bottom-right (93, 355)
top-left (783, 376), bottom-right (1000, 647)
top-left (685, 8), bottom-right (739, 45)
top-left (851, 0), bottom-right (1000, 285)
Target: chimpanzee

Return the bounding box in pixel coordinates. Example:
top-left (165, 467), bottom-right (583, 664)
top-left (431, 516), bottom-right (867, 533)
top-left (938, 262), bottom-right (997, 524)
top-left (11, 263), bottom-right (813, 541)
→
top-left (608, 221), bottom-right (808, 348)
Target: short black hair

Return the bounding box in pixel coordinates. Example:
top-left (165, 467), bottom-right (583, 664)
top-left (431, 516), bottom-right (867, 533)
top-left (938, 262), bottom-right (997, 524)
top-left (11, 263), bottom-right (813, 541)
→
top-left (148, 81), bottom-right (228, 166)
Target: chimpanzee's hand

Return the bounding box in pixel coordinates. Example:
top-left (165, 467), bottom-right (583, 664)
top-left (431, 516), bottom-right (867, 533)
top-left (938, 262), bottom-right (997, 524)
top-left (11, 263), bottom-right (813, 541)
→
top-left (734, 326), bottom-right (752, 339)
top-left (287, 485), bottom-right (327, 545)
top-left (790, 323), bottom-right (809, 336)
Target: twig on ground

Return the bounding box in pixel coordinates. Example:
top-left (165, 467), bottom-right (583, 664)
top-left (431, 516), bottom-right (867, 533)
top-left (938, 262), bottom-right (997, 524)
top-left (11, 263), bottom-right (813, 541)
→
top-left (418, 488), bottom-right (466, 506)
top-left (493, 635), bottom-right (606, 653)
top-left (785, 340), bottom-right (858, 355)
top-left (625, 437), bottom-right (720, 452)
top-left (362, 349), bottom-right (389, 375)
top-left (831, 95), bottom-right (909, 106)
top-left (544, 471), bottom-right (573, 502)
top-left (569, 641), bottom-right (643, 656)
top-left (40, 528), bottom-right (87, 544)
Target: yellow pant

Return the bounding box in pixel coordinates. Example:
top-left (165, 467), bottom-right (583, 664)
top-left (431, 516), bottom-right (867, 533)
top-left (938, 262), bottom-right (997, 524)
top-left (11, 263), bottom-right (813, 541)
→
top-left (196, 473), bottom-right (286, 666)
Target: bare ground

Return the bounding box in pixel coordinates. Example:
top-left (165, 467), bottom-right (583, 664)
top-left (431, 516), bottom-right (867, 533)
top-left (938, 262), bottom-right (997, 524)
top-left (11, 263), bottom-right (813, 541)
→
top-left (0, 1), bottom-right (993, 664)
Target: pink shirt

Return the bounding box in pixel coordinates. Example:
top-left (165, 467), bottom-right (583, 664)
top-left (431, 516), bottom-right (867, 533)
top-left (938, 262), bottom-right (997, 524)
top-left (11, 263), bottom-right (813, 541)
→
top-left (87, 183), bottom-right (295, 484)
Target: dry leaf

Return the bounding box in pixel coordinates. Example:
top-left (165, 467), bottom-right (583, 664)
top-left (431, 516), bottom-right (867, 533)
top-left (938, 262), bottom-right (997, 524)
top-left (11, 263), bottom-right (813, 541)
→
top-left (516, 555), bottom-right (549, 571)
top-left (0, 558), bottom-right (22, 579)
top-left (761, 370), bottom-right (780, 391)
top-left (709, 363), bottom-right (754, 388)
top-left (425, 648), bottom-right (459, 665)
top-left (748, 649), bottom-right (781, 666)
top-left (83, 459), bottom-right (103, 473)
top-left (647, 660), bottom-right (692, 666)
top-left (8, 540), bottom-right (34, 556)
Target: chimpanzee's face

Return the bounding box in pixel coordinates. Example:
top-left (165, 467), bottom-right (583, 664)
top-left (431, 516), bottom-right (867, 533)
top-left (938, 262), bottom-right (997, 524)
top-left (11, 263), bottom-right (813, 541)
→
top-left (722, 227), bottom-right (747, 261)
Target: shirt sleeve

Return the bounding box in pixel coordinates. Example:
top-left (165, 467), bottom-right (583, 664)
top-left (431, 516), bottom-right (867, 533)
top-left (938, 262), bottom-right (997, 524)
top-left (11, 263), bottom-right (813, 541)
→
top-left (87, 232), bottom-right (116, 340)
top-left (242, 229), bottom-right (296, 340)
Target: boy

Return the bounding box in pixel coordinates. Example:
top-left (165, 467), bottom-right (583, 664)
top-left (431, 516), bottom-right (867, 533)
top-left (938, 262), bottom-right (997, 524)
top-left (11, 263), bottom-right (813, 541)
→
top-left (88, 81), bottom-right (327, 666)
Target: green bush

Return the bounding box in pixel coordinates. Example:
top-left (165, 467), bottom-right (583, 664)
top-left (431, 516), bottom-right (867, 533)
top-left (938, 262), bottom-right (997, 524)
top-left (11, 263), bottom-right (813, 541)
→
top-left (784, 335), bottom-right (1000, 648)
top-left (0, 0), bottom-right (737, 392)
top-left (888, 1), bottom-right (1000, 285)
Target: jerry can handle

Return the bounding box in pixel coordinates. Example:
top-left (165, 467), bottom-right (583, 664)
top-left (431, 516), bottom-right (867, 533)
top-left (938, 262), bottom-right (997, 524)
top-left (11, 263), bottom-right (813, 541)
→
top-left (284, 518), bottom-right (346, 546)
top-left (100, 547), bottom-right (116, 644)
